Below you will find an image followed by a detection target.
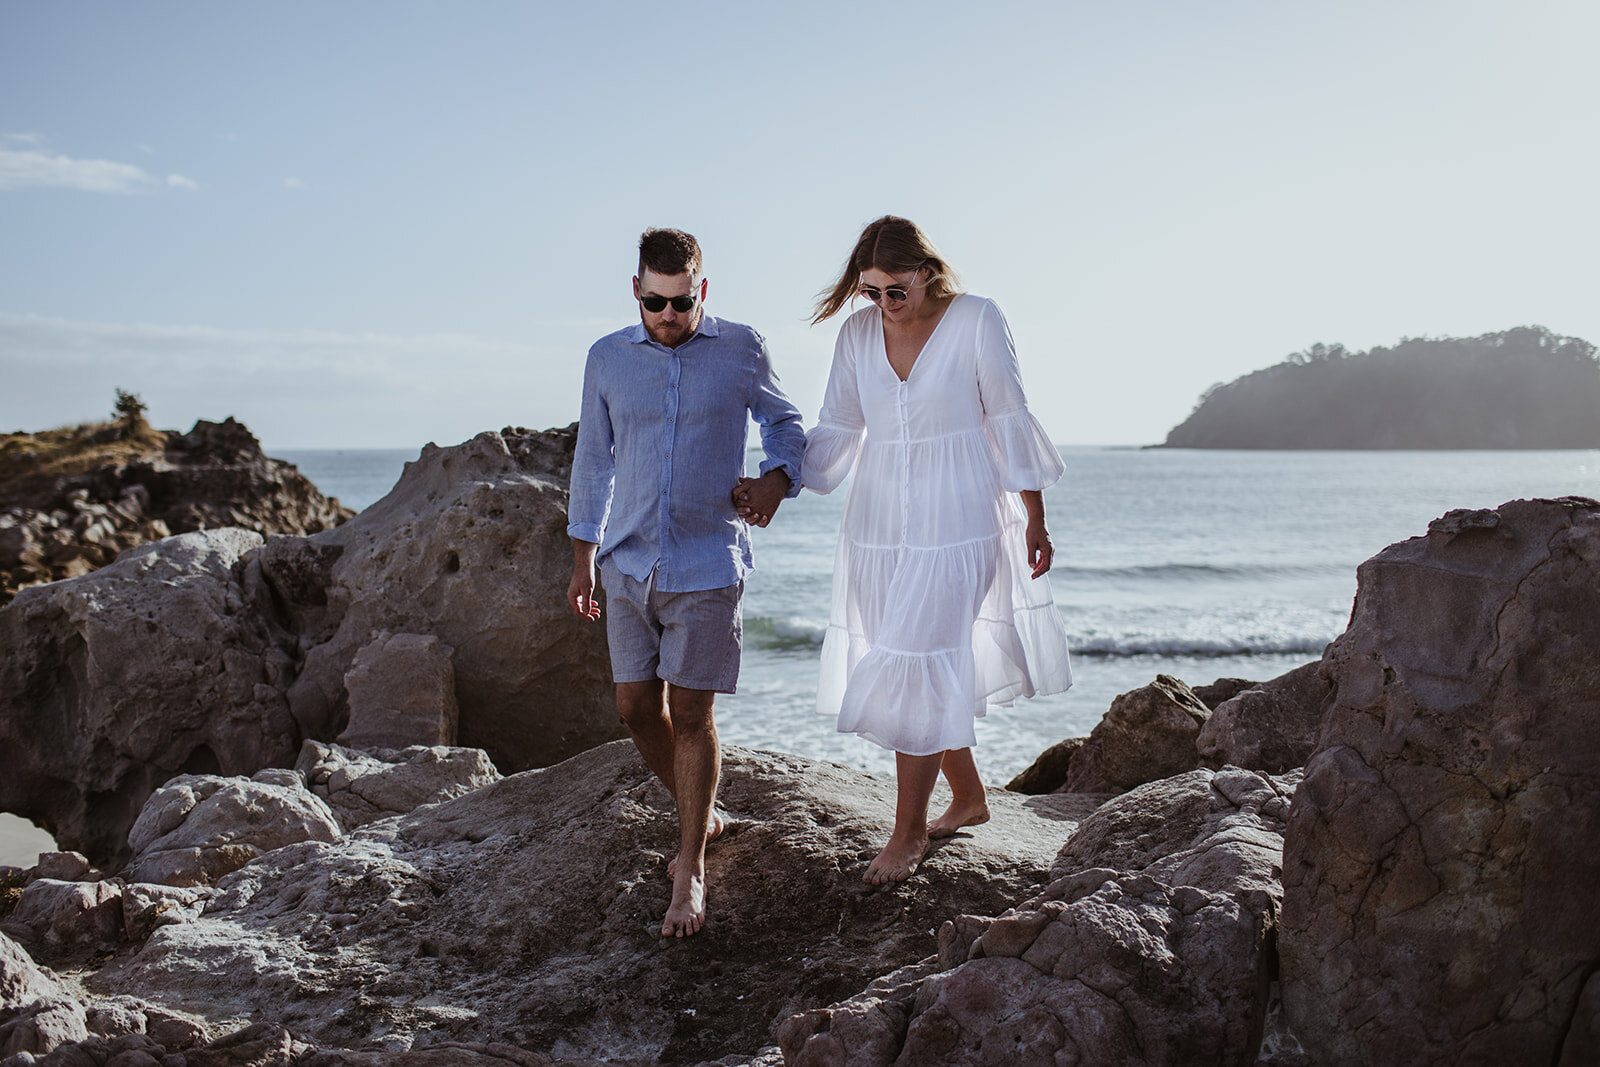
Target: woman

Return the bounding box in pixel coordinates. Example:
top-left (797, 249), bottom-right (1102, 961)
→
top-left (800, 216), bottom-right (1072, 884)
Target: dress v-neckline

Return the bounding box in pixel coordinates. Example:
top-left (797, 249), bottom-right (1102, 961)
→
top-left (880, 295), bottom-right (958, 383)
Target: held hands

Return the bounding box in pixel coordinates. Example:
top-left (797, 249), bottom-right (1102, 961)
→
top-left (732, 469), bottom-right (791, 528)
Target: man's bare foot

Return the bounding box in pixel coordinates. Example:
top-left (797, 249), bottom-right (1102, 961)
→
top-left (928, 797), bottom-right (990, 838)
top-left (667, 809), bottom-right (725, 879)
top-left (864, 832), bottom-right (929, 885)
top-left (662, 868), bottom-right (706, 938)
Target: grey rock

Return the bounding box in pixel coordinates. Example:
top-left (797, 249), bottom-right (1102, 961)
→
top-left (1280, 497), bottom-right (1600, 1066)
top-left (0, 1000), bottom-right (89, 1059)
top-left (120, 884), bottom-right (214, 942)
top-left (780, 766), bottom-right (1299, 1066)
top-left (275, 428), bottom-right (617, 773)
top-left (1192, 676), bottom-right (1261, 710)
top-left (1, 931), bottom-right (69, 1012)
top-left (338, 633), bottom-right (459, 750)
top-left (124, 773), bottom-right (340, 888)
top-left (1063, 674), bottom-right (1210, 793)
top-left (7, 880), bottom-right (123, 956)
top-left (29, 855), bottom-right (92, 885)
top-left (97, 743), bottom-right (1097, 1065)
top-left (1197, 661), bottom-right (1330, 774)
top-left (1003, 736), bottom-right (1084, 795)
top-left (0, 427), bottom-right (612, 871)
top-left (0, 529), bottom-right (296, 868)
top-left (294, 741), bottom-right (501, 832)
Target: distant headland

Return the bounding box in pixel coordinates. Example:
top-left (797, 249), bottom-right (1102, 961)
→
top-left (1160, 326), bottom-right (1600, 449)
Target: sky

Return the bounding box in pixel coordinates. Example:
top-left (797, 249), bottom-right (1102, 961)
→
top-left (2, 0), bottom-right (1597, 450)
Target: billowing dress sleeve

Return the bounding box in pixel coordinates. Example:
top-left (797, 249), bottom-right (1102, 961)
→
top-left (975, 298), bottom-right (1065, 491)
top-left (801, 319), bottom-right (867, 495)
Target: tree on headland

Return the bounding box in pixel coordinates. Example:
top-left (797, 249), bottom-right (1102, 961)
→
top-left (1161, 326), bottom-right (1600, 449)
top-left (113, 389), bottom-right (149, 438)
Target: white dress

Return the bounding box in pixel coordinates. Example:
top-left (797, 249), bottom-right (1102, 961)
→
top-left (802, 294), bottom-right (1073, 756)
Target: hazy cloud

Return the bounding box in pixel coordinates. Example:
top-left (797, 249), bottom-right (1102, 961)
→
top-left (4, 132), bottom-right (45, 147)
top-left (284, 176), bottom-right (306, 190)
top-left (166, 173), bottom-right (199, 190)
top-left (0, 148), bottom-right (157, 193)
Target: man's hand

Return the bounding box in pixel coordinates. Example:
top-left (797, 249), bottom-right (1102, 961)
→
top-left (568, 540), bottom-right (601, 620)
top-left (733, 469), bottom-right (791, 528)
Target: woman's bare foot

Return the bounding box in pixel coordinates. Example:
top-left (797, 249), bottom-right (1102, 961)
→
top-left (662, 866), bottom-right (706, 938)
top-left (864, 831), bottom-right (929, 884)
top-left (928, 797), bottom-right (990, 838)
top-left (668, 808), bottom-right (725, 879)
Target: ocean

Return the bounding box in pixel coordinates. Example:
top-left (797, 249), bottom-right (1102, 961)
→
top-left (3, 446), bottom-right (1594, 867)
top-left (283, 444), bottom-right (1600, 780)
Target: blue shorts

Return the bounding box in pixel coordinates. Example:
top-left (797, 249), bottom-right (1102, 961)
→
top-left (599, 559), bottom-right (744, 693)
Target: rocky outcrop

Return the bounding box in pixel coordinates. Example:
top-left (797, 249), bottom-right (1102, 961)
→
top-left (1197, 660), bottom-right (1331, 774)
top-left (1062, 674), bottom-right (1210, 793)
top-left (339, 632), bottom-right (460, 749)
top-left (0, 528), bottom-right (298, 867)
top-left (0, 417), bottom-right (351, 604)
top-left (267, 427), bottom-right (616, 771)
top-left (1280, 497), bottom-right (1600, 1065)
top-left (295, 741), bottom-right (501, 831)
top-left (780, 767), bottom-right (1299, 1065)
top-left (0, 427), bottom-right (615, 869)
top-left (92, 742), bottom-right (1098, 1065)
top-left (123, 770), bottom-right (342, 887)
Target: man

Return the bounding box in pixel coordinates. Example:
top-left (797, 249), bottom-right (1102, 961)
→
top-left (566, 228), bottom-right (803, 938)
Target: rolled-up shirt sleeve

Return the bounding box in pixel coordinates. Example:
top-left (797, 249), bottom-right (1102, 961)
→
top-left (801, 323), bottom-right (867, 495)
top-left (750, 335), bottom-right (806, 499)
top-left (566, 346), bottom-right (615, 543)
top-left (975, 299), bottom-right (1065, 492)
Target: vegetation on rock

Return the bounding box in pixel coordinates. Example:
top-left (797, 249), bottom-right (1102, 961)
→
top-left (1162, 326), bottom-right (1600, 449)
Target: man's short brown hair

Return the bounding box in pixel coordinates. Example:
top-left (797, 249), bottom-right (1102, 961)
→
top-left (638, 228), bottom-right (702, 279)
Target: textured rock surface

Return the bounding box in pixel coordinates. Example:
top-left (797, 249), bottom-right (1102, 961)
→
top-left (124, 771), bottom-right (341, 887)
top-left (339, 632), bottom-right (460, 749)
top-left (780, 767), bottom-right (1298, 1066)
top-left (0, 417), bottom-right (350, 605)
top-left (1003, 736), bottom-right (1084, 795)
top-left (94, 743), bottom-right (1098, 1065)
top-left (295, 741), bottom-right (502, 831)
top-left (264, 426), bottom-right (616, 772)
top-left (0, 426), bottom-right (613, 869)
top-left (0, 528), bottom-right (296, 867)
top-left (1280, 497), bottom-right (1600, 1066)
top-left (1063, 674), bottom-right (1210, 793)
top-left (1197, 660), bottom-right (1331, 774)
top-left (6, 878), bottom-right (124, 958)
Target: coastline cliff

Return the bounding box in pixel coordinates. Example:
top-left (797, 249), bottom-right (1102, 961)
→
top-left (1161, 325), bottom-right (1600, 449)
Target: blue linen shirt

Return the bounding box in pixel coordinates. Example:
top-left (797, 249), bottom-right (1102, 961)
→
top-left (567, 314), bottom-right (805, 592)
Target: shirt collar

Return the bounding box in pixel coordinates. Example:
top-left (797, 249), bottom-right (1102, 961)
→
top-left (628, 314), bottom-right (722, 347)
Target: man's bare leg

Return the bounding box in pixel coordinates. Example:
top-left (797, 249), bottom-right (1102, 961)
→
top-left (616, 681), bottom-right (724, 879)
top-left (929, 747), bottom-right (991, 838)
top-left (866, 751), bottom-right (943, 884)
top-left (616, 679), bottom-right (676, 794)
top-left (662, 684), bottom-right (718, 937)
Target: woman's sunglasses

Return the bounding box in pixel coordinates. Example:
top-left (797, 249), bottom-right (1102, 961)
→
top-left (859, 285), bottom-right (911, 304)
top-left (858, 272), bottom-right (926, 305)
top-left (640, 293), bottom-right (698, 313)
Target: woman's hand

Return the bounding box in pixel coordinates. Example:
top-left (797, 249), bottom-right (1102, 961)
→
top-left (1019, 490), bottom-right (1053, 578)
top-left (1025, 518), bottom-right (1053, 578)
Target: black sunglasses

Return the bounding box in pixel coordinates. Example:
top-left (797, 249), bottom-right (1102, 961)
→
top-left (640, 293), bottom-right (698, 313)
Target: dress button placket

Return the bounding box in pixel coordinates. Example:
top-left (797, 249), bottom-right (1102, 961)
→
top-left (898, 381), bottom-right (911, 545)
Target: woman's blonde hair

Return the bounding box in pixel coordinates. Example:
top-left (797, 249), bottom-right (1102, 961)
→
top-left (811, 215), bottom-right (962, 324)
